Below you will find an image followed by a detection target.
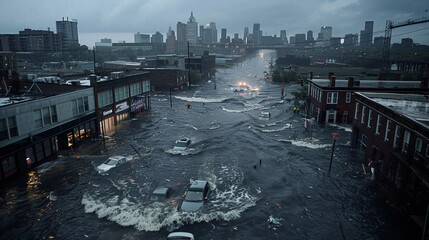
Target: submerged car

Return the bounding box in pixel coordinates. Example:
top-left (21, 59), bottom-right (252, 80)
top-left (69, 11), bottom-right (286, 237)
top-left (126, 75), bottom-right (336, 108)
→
top-left (97, 156), bottom-right (131, 172)
top-left (180, 180), bottom-right (209, 212)
top-left (150, 187), bottom-right (171, 202)
top-left (173, 138), bottom-right (191, 151)
top-left (166, 232), bottom-right (195, 240)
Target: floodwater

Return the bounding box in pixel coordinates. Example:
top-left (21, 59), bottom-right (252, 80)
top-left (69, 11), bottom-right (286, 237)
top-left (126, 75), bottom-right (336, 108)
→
top-left (0, 50), bottom-right (417, 240)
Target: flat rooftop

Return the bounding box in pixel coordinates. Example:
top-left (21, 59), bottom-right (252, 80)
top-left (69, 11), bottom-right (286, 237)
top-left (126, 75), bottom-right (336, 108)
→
top-left (310, 79), bottom-right (422, 89)
top-left (359, 92), bottom-right (429, 129)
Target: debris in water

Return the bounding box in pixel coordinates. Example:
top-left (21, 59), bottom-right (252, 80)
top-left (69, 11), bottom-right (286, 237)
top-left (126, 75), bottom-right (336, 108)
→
top-left (306, 195), bottom-right (312, 199)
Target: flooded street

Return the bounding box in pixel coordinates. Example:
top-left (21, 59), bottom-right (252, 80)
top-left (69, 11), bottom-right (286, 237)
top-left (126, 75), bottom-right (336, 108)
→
top-left (0, 50), bottom-right (415, 239)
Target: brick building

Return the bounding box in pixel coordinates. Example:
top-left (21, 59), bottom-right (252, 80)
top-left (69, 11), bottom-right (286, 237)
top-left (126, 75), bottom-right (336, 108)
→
top-left (307, 76), bottom-right (427, 123)
top-left (144, 68), bottom-right (188, 91)
top-left (351, 92), bottom-right (429, 228)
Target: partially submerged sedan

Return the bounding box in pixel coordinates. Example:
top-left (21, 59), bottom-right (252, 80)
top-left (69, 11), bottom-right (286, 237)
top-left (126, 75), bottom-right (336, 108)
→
top-left (97, 156), bottom-right (132, 172)
top-left (173, 138), bottom-right (191, 151)
top-left (180, 180), bottom-right (209, 212)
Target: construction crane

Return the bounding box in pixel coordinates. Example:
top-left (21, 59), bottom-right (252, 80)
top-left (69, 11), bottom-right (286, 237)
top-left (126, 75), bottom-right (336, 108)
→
top-left (381, 16), bottom-right (429, 78)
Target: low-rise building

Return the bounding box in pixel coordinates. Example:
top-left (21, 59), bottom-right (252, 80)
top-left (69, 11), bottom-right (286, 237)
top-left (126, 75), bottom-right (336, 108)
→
top-left (351, 92), bottom-right (429, 228)
top-left (307, 77), bottom-right (428, 123)
top-left (0, 84), bottom-right (96, 181)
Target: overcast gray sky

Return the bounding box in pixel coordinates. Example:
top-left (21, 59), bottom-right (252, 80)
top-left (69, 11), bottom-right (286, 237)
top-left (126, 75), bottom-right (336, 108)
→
top-left (1, 0), bottom-right (428, 47)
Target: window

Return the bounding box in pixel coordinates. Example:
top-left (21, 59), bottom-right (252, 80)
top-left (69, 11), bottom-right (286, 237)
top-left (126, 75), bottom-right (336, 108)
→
top-left (384, 119), bottom-right (390, 142)
top-left (326, 92), bottom-right (338, 104)
top-left (33, 110), bottom-right (42, 128)
top-left (376, 115), bottom-right (381, 135)
top-left (346, 92), bottom-right (351, 103)
top-left (319, 91), bottom-right (322, 102)
top-left (42, 107), bottom-right (51, 125)
top-left (0, 119), bottom-right (7, 141)
top-left (78, 98), bottom-right (84, 113)
top-left (402, 130), bottom-right (410, 155)
top-left (354, 103), bottom-right (359, 119)
top-left (415, 138), bottom-right (423, 161)
top-left (130, 83), bottom-right (142, 96)
top-left (8, 117), bottom-right (17, 137)
top-left (98, 91), bottom-right (113, 107)
top-left (71, 100), bottom-right (78, 116)
top-left (50, 106), bottom-right (58, 123)
top-left (393, 125), bottom-right (401, 148)
top-left (361, 106), bottom-right (366, 124)
top-left (114, 86), bottom-right (130, 102)
top-left (367, 110), bottom-right (372, 128)
top-left (84, 97), bottom-right (89, 111)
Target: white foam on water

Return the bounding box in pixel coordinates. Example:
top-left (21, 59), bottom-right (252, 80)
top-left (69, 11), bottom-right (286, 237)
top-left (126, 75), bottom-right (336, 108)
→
top-left (174, 96), bottom-right (228, 103)
top-left (221, 103), bottom-right (262, 113)
top-left (327, 123), bottom-right (352, 132)
top-left (278, 139), bottom-right (331, 149)
top-left (258, 124), bottom-right (292, 133)
top-left (186, 124), bottom-right (198, 131)
top-left (165, 149), bottom-right (191, 156)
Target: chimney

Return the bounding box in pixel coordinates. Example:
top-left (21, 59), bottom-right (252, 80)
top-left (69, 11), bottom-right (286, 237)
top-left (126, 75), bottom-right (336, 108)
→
top-left (347, 77), bottom-right (354, 88)
top-left (308, 72), bottom-right (313, 80)
top-left (328, 72), bottom-right (334, 80)
top-left (421, 77), bottom-right (428, 88)
top-left (329, 76), bottom-right (336, 87)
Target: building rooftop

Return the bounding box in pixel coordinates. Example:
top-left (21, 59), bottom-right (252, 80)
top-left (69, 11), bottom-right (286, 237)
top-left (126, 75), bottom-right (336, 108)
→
top-left (0, 96), bottom-right (32, 107)
top-left (310, 79), bottom-right (422, 89)
top-left (359, 92), bottom-right (429, 129)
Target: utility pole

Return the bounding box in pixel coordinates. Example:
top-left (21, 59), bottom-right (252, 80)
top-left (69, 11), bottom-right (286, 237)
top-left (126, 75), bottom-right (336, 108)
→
top-left (93, 47), bottom-right (96, 74)
top-left (188, 41), bottom-right (191, 89)
top-left (329, 132), bottom-right (340, 174)
top-left (169, 87), bottom-right (172, 108)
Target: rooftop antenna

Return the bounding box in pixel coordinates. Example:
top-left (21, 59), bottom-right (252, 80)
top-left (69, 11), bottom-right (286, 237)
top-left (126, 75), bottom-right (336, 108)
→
top-left (23, 79), bottom-right (43, 96)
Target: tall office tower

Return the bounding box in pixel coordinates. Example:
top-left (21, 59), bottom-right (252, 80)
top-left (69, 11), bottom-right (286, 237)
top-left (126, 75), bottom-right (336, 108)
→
top-left (166, 30), bottom-right (176, 53)
top-left (56, 17), bottom-right (79, 49)
top-left (220, 28), bottom-right (227, 43)
top-left (176, 22), bottom-right (187, 52)
top-left (295, 33), bottom-right (306, 48)
top-left (344, 33), bottom-right (358, 48)
top-left (307, 30), bottom-right (314, 44)
top-left (320, 26), bottom-right (332, 47)
top-left (186, 11), bottom-right (198, 46)
top-left (202, 28), bottom-right (213, 44)
top-left (253, 23), bottom-right (261, 45)
top-left (209, 22), bottom-right (217, 43)
top-left (360, 21), bottom-right (374, 48)
top-left (167, 26), bottom-right (172, 38)
top-left (134, 32), bottom-right (150, 43)
top-left (280, 30), bottom-right (287, 44)
top-left (199, 25), bottom-right (204, 38)
top-left (244, 27), bottom-right (249, 44)
top-left (151, 32), bottom-right (163, 43)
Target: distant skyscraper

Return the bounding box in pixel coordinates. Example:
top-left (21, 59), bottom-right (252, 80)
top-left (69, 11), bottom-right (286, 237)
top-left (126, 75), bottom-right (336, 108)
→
top-left (307, 30), bottom-right (314, 44)
top-left (166, 30), bottom-right (176, 53)
top-left (186, 11), bottom-right (198, 46)
top-left (360, 21), bottom-right (374, 48)
top-left (202, 28), bottom-right (213, 44)
top-left (234, 33), bottom-right (239, 39)
top-left (253, 23), bottom-right (261, 45)
top-left (344, 33), bottom-right (358, 48)
top-left (319, 26), bottom-right (332, 47)
top-left (167, 26), bottom-right (172, 38)
top-left (295, 33), bottom-right (306, 48)
top-left (220, 28), bottom-right (227, 43)
top-left (199, 25), bottom-right (204, 38)
top-left (209, 22), bottom-right (217, 43)
top-left (280, 30), bottom-right (287, 44)
top-left (244, 27), bottom-right (249, 44)
top-left (151, 32), bottom-right (163, 43)
top-left (56, 17), bottom-right (79, 49)
top-left (177, 22), bottom-right (186, 52)
top-left (134, 32), bottom-right (150, 43)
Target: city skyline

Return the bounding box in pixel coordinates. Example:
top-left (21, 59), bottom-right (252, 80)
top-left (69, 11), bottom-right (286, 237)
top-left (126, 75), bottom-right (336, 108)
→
top-left (1, 0), bottom-right (429, 47)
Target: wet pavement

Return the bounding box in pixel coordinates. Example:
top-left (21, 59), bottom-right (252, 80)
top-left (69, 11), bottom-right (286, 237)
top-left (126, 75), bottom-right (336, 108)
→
top-left (0, 50), bottom-right (419, 240)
